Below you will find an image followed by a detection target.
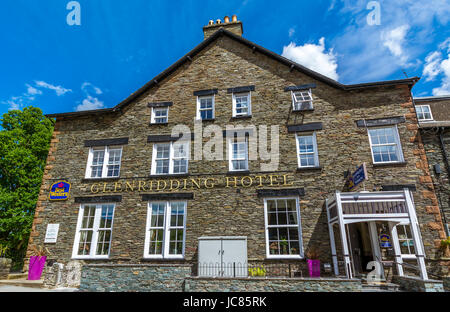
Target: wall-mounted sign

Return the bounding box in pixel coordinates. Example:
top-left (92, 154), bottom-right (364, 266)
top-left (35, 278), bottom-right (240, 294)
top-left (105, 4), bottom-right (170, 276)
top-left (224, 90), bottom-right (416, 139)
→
top-left (348, 163), bottom-right (368, 190)
top-left (44, 224), bottom-right (60, 243)
top-left (49, 180), bottom-right (71, 200)
top-left (379, 234), bottom-right (392, 248)
top-left (88, 174), bottom-right (295, 194)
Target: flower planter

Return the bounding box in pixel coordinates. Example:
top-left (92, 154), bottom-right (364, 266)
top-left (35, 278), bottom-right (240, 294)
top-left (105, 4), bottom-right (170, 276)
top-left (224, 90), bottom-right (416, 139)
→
top-left (28, 256), bottom-right (46, 280)
top-left (307, 259), bottom-right (321, 277)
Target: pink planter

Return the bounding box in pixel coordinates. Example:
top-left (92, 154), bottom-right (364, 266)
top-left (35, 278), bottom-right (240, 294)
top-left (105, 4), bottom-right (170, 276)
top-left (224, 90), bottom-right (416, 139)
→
top-left (28, 256), bottom-right (46, 280)
top-left (307, 259), bottom-right (320, 277)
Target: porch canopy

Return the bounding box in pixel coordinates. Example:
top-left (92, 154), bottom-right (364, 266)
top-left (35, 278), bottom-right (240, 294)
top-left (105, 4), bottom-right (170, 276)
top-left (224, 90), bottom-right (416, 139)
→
top-left (326, 189), bottom-right (428, 280)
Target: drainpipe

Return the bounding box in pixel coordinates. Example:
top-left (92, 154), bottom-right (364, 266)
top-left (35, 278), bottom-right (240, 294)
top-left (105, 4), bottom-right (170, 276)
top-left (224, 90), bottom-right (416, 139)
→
top-left (438, 127), bottom-right (450, 236)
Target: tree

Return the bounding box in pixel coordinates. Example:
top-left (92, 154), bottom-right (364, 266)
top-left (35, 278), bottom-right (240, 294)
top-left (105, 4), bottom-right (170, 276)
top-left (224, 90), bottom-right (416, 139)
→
top-left (0, 106), bottom-right (54, 269)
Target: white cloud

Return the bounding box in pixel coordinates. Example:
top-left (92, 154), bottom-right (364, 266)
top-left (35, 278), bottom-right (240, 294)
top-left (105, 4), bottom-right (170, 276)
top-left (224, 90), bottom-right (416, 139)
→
top-left (26, 84), bottom-right (42, 96)
top-left (81, 82), bottom-right (103, 95)
top-left (76, 95), bottom-right (104, 111)
top-left (35, 80), bottom-right (72, 96)
top-left (423, 51), bottom-right (443, 81)
top-left (288, 27), bottom-right (295, 38)
top-left (281, 37), bottom-right (339, 81)
top-left (432, 55), bottom-right (450, 95)
top-left (381, 25), bottom-right (410, 65)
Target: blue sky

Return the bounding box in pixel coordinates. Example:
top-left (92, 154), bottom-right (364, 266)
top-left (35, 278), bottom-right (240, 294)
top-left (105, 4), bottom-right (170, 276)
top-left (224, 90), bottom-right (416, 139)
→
top-left (1, 0), bottom-right (450, 116)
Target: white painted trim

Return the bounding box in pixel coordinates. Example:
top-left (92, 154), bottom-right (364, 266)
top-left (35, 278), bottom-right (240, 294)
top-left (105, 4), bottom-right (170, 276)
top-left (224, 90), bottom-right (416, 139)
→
top-left (143, 201), bottom-right (187, 259)
top-left (415, 105), bottom-right (433, 121)
top-left (232, 92), bottom-right (251, 117)
top-left (367, 125), bottom-right (404, 164)
top-left (196, 95), bottom-right (215, 120)
top-left (295, 132), bottom-right (319, 168)
top-left (150, 107), bottom-right (169, 124)
top-left (71, 203), bottom-right (115, 259)
top-left (263, 197), bottom-right (304, 259)
top-left (150, 142), bottom-right (189, 175)
top-left (84, 146), bottom-right (122, 179)
top-left (228, 136), bottom-right (249, 172)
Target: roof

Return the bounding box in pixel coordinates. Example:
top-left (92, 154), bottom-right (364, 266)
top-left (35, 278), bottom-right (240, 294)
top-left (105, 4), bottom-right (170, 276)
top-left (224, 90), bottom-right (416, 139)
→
top-left (47, 28), bottom-right (420, 118)
top-left (414, 95), bottom-right (450, 103)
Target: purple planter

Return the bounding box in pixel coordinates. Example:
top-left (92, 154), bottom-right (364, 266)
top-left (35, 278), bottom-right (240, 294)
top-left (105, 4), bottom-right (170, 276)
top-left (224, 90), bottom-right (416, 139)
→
top-left (307, 259), bottom-right (321, 277)
top-left (28, 256), bottom-right (46, 280)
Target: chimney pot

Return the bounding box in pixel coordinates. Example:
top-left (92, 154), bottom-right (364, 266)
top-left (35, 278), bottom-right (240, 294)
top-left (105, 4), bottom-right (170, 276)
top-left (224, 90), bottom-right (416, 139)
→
top-left (232, 15), bottom-right (237, 22)
top-left (224, 16), bottom-right (230, 23)
top-left (208, 20), bottom-right (214, 25)
top-left (216, 19), bottom-right (221, 24)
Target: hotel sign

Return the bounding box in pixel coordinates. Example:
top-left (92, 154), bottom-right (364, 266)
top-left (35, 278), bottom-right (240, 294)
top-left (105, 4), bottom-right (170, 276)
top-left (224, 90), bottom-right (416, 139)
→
top-left (348, 163), bottom-right (368, 190)
top-left (88, 174), bottom-right (295, 194)
top-left (49, 180), bottom-right (71, 200)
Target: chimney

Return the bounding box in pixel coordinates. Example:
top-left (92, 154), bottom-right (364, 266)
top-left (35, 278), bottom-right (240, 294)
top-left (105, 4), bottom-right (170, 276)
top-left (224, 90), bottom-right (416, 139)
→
top-left (203, 15), bottom-right (244, 39)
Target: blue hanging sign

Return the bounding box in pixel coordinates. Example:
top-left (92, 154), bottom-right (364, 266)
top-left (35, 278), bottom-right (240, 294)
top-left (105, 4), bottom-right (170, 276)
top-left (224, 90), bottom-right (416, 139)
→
top-left (348, 163), bottom-right (368, 190)
top-left (49, 180), bottom-right (71, 201)
top-left (379, 234), bottom-right (392, 248)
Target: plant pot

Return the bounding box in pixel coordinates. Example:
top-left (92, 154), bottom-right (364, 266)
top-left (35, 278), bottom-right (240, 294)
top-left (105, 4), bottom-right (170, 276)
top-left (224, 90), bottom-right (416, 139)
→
top-left (28, 256), bottom-right (46, 280)
top-left (0, 258), bottom-right (12, 279)
top-left (307, 259), bottom-right (321, 277)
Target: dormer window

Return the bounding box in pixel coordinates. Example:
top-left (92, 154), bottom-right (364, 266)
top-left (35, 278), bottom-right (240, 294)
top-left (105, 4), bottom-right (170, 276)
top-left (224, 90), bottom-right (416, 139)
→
top-left (415, 105), bottom-right (433, 121)
top-left (232, 92), bottom-right (251, 117)
top-left (151, 107), bottom-right (169, 124)
top-left (292, 89), bottom-right (313, 111)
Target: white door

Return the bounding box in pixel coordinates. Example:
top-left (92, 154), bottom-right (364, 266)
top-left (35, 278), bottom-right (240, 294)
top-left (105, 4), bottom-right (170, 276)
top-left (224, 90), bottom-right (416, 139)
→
top-left (222, 238), bottom-right (247, 277)
top-left (198, 238), bottom-right (221, 277)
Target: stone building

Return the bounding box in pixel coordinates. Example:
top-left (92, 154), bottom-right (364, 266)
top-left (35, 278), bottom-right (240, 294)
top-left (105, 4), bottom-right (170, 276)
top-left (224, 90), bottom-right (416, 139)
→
top-left (26, 16), bottom-right (449, 291)
top-left (414, 95), bottom-right (450, 239)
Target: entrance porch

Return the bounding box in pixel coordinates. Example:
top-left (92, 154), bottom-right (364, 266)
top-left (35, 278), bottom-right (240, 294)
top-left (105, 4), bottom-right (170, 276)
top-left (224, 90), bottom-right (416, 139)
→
top-left (326, 189), bottom-right (428, 280)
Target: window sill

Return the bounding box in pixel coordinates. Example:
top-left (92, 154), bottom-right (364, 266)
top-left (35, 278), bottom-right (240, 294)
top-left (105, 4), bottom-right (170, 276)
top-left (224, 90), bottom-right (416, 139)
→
top-left (149, 122), bottom-right (168, 126)
top-left (372, 161), bottom-right (407, 168)
top-left (296, 166), bottom-right (322, 172)
top-left (227, 170), bottom-right (250, 175)
top-left (197, 118), bottom-right (215, 122)
top-left (292, 108), bottom-right (314, 113)
top-left (149, 173), bottom-right (190, 178)
top-left (265, 256), bottom-right (304, 260)
top-left (71, 257), bottom-right (112, 261)
top-left (81, 177), bottom-right (121, 183)
top-left (231, 115), bottom-right (252, 120)
top-left (141, 258), bottom-right (186, 262)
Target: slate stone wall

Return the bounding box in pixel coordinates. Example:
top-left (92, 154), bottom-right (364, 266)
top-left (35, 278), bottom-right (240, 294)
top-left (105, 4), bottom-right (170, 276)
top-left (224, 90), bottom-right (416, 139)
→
top-left (393, 275), bottom-right (445, 292)
top-left (26, 34), bottom-right (446, 277)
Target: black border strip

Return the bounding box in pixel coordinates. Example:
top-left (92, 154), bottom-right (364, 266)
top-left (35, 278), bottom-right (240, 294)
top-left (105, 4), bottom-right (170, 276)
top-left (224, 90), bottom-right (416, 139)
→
top-left (147, 102), bottom-right (173, 107)
top-left (381, 184), bottom-right (416, 192)
top-left (356, 116), bottom-right (406, 127)
top-left (141, 193), bottom-right (194, 201)
top-left (227, 85), bottom-right (255, 93)
top-left (257, 188), bottom-right (305, 197)
top-left (74, 195), bottom-right (122, 203)
top-left (284, 84), bottom-right (317, 92)
top-left (287, 122), bottom-right (323, 133)
top-left (193, 89), bottom-right (218, 96)
top-left (147, 133), bottom-right (195, 143)
top-left (84, 138), bottom-right (129, 147)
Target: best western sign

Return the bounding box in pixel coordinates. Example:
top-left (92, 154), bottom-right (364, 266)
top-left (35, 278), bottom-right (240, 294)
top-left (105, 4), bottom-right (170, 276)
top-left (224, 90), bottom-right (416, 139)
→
top-left (347, 163), bottom-right (368, 190)
top-left (88, 174), bottom-right (294, 194)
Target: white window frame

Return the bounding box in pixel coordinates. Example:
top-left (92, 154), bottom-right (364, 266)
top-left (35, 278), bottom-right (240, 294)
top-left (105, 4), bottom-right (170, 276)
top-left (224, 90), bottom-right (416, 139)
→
top-left (151, 107), bottom-right (169, 124)
top-left (72, 203), bottom-right (115, 259)
top-left (143, 201), bottom-right (187, 259)
top-left (263, 197), bottom-right (304, 259)
top-left (295, 132), bottom-right (319, 168)
top-left (415, 105), bottom-right (433, 121)
top-left (395, 223), bottom-right (417, 259)
top-left (196, 95), bottom-right (215, 120)
top-left (228, 136), bottom-right (249, 172)
top-left (368, 125), bottom-right (404, 164)
top-left (232, 92), bottom-right (251, 117)
top-left (291, 89), bottom-right (313, 111)
top-left (151, 142), bottom-right (190, 175)
top-left (85, 146), bottom-right (123, 178)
